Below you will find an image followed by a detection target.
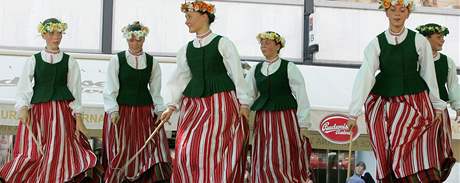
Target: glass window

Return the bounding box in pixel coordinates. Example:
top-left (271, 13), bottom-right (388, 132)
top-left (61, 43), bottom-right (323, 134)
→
top-left (310, 6), bottom-right (460, 67)
top-left (0, 0), bottom-right (103, 52)
top-left (112, 0), bottom-right (303, 61)
top-left (320, 0), bottom-right (460, 9)
top-left (310, 149), bottom-right (355, 183)
top-left (218, 0), bottom-right (303, 5)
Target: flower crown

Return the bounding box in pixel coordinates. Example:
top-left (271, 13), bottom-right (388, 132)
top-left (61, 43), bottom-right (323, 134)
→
top-left (416, 23), bottom-right (449, 37)
top-left (181, 0), bottom-right (215, 14)
top-left (256, 31), bottom-right (286, 48)
top-left (37, 18), bottom-right (67, 34)
top-left (122, 21), bottom-right (149, 40)
top-left (378, 0), bottom-right (414, 11)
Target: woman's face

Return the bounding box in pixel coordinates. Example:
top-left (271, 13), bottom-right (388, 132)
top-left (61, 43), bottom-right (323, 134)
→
top-left (385, 4), bottom-right (409, 29)
top-left (427, 33), bottom-right (445, 52)
top-left (260, 39), bottom-right (281, 59)
top-left (127, 37), bottom-right (144, 53)
top-left (42, 31), bottom-right (62, 48)
top-left (185, 11), bottom-right (208, 33)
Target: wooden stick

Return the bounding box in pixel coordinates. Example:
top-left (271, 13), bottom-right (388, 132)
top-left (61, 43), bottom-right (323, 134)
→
top-left (115, 119), bottom-right (169, 175)
top-left (346, 131), bottom-right (354, 179)
top-left (25, 123), bottom-right (43, 155)
top-left (114, 123), bottom-right (120, 153)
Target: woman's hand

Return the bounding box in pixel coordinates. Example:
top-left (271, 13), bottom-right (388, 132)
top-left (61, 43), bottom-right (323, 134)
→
top-left (18, 107), bottom-right (30, 125)
top-left (75, 114), bottom-right (88, 137)
top-left (111, 112), bottom-right (120, 125)
top-left (160, 106), bottom-right (176, 124)
top-left (239, 105), bottom-right (250, 121)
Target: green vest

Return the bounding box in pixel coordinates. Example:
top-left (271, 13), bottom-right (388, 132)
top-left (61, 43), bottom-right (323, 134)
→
top-left (31, 52), bottom-right (75, 104)
top-left (371, 30), bottom-right (428, 96)
top-left (251, 59), bottom-right (298, 111)
top-left (116, 51), bottom-right (154, 105)
top-left (434, 53), bottom-right (449, 101)
top-left (183, 35), bottom-right (236, 97)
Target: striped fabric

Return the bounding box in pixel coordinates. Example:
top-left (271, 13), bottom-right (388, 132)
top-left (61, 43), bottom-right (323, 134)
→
top-left (102, 105), bottom-right (172, 183)
top-left (171, 91), bottom-right (249, 183)
top-left (380, 168), bottom-right (441, 183)
top-left (251, 109), bottom-right (310, 183)
top-left (438, 109), bottom-right (456, 181)
top-left (0, 101), bottom-right (97, 183)
top-left (364, 91), bottom-right (443, 182)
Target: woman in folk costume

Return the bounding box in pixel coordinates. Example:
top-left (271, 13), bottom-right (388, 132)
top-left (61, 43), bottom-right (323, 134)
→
top-left (416, 23), bottom-right (459, 181)
top-left (160, 1), bottom-right (252, 182)
top-left (346, 0), bottom-right (449, 182)
top-left (246, 31), bottom-right (311, 183)
top-left (0, 18), bottom-right (97, 182)
top-left (102, 21), bottom-right (172, 183)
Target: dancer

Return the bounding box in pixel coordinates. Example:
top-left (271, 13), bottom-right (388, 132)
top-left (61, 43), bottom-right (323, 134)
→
top-left (161, 1), bottom-right (252, 182)
top-left (0, 18), bottom-right (97, 182)
top-left (417, 23), bottom-right (459, 181)
top-left (102, 21), bottom-right (172, 183)
top-left (246, 31), bottom-right (311, 182)
top-left (346, 1), bottom-right (448, 182)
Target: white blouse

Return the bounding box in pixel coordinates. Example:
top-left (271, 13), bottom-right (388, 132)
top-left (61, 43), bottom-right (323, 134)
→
top-left (15, 50), bottom-right (82, 115)
top-left (246, 58), bottom-right (311, 128)
top-left (167, 32), bottom-right (252, 108)
top-left (103, 51), bottom-right (165, 115)
top-left (348, 28), bottom-right (446, 117)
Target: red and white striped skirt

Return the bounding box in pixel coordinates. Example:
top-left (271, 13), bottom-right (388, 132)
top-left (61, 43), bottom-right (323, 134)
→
top-left (171, 91), bottom-right (249, 183)
top-left (437, 109), bottom-right (455, 181)
top-left (0, 100), bottom-right (97, 183)
top-left (102, 104), bottom-right (172, 183)
top-left (364, 91), bottom-right (443, 182)
top-left (251, 109), bottom-right (310, 183)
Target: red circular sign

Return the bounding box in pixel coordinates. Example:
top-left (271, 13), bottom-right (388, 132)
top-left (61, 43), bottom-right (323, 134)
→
top-left (318, 114), bottom-right (359, 144)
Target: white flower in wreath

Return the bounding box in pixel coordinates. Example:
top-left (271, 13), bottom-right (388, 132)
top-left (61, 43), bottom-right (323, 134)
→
top-left (257, 32), bottom-right (286, 48)
top-left (122, 27), bottom-right (149, 40)
top-left (403, 0), bottom-right (411, 6)
top-left (187, 4), bottom-right (193, 11)
top-left (391, 0), bottom-right (398, 5)
top-left (38, 23), bottom-right (66, 34)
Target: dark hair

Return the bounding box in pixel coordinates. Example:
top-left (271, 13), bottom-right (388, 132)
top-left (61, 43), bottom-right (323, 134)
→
top-left (274, 41), bottom-right (283, 54)
top-left (126, 21), bottom-right (143, 32)
top-left (356, 161), bottom-right (366, 170)
top-left (199, 11), bottom-right (215, 25)
top-left (42, 18), bottom-right (61, 25)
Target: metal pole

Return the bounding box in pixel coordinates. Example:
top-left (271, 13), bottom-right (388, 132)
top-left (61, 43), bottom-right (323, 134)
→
top-left (303, 0), bottom-right (314, 64)
top-left (101, 0), bottom-right (114, 54)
